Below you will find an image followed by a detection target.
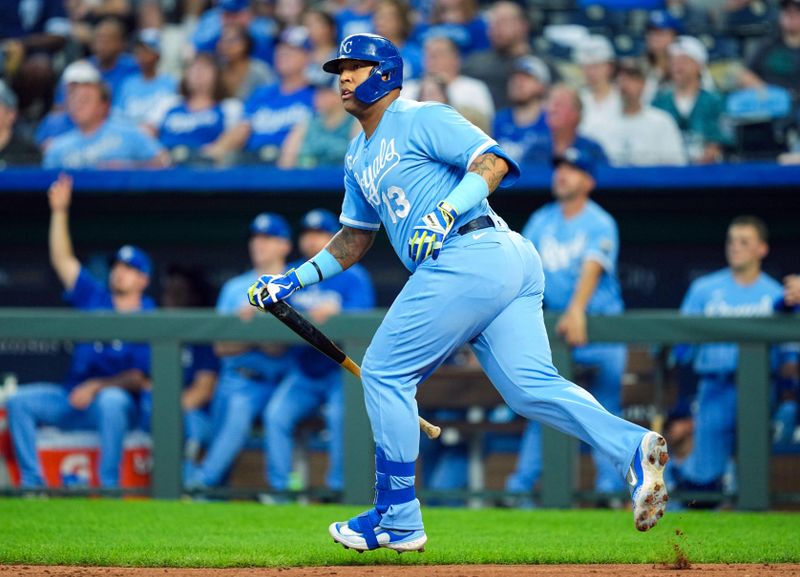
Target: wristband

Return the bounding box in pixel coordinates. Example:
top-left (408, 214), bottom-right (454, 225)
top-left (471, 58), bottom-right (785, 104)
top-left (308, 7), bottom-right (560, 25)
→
top-left (294, 248), bottom-right (343, 287)
top-left (442, 172), bottom-right (489, 215)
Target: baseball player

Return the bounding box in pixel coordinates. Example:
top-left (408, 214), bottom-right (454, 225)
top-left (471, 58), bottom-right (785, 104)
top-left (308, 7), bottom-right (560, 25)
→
top-left (506, 148), bottom-right (627, 501)
top-left (247, 33), bottom-right (669, 552)
top-left (7, 174), bottom-right (153, 488)
top-left (265, 209), bottom-right (375, 495)
top-left (675, 216), bottom-right (798, 496)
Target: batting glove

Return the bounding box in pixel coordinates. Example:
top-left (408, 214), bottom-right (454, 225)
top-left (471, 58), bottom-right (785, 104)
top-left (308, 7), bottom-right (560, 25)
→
top-left (408, 201), bottom-right (458, 264)
top-left (247, 270), bottom-right (303, 309)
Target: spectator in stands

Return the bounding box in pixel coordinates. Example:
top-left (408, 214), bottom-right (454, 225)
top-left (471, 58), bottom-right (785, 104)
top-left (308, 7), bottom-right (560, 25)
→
top-left (193, 0), bottom-right (278, 66)
top-left (509, 147), bottom-right (628, 502)
top-left (275, 0), bottom-right (307, 28)
top-left (546, 84), bottom-right (608, 163)
top-left (7, 174), bottom-right (153, 488)
top-left (374, 0), bottom-right (423, 81)
top-left (783, 275), bottom-right (800, 308)
top-left (217, 23), bottom-right (276, 100)
top-left (491, 55), bottom-right (550, 165)
top-left (741, 0), bottom-right (800, 103)
top-left (593, 59), bottom-right (687, 166)
top-left (87, 18), bottom-right (140, 106)
top-left (203, 26), bottom-right (314, 166)
top-left (278, 76), bottom-right (357, 168)
top-left (264, 209), bottom-right (375, 496)
top-left (336, 0), bottom-right (376, 41)
top-left (674, 216), bottom-right (798, 500)
top-left (0, 80), bottom-right (41, 166)
top-left (34, 60), bottom-right (91, 151)
top-left (116, 29), bottom-right (178, 127)
top-left (185, 213), bottom-right (294, 489)
top-left (463, 1), bottom-right (557, 111)
top-left (0, 0), bottom-right (69, 125)
top-left (575, 35), bottom-right (621, 145)
top-left (303, 8), bottom-right (339, 86)
top-left (403, 35), bottom-right (494, 132)
top-left (147, 53), bottom-right (242, 165)
top-left (643, 9), bottom-right (681, 103)
top-left (155, 265), bottom-right (219, 469)
top-left (653, 36), bottom-right (725, 164)
top-left (43, 68), bottom-right (169, 168)
top-left (414, 0), bottom-right (489, 57)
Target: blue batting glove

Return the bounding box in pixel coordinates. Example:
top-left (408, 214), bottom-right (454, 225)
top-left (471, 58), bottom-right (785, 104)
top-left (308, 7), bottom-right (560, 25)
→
top-left (247, 269), bottom-right (303, 309)
top-left (408, 201), bottom-right (458, 264)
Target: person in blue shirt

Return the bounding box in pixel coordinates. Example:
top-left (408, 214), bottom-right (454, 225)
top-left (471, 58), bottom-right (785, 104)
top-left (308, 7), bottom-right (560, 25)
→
top-left (115, 29), bottom-right (178, 127)
top-left (193, 0), bottom-right (278, 66)
top-left (43, 73), bottom-right (170, 168)
top-left (247, 34), bottom-right (669, 551)
top-left (204, 26), bottom-right (315, 165)
top-left (413, 0), bottom-right (490, 56)
top-left (509, 147), bottom-right (627, 501)
top-left (7, 174), bottom-right (154, 488)
top-left (373, 0), bottom-right (423, 81)
top-left (492, 55), bottom-right (551, 165)
top-left (545, 84), bottom-right (608, 165)
top-left (674, 216), bottom-right (799, 496)
top-left (336, 0), bottom-right (376, 41)
top-left (185, 213), bottom-right (295, 488)
top-left (265, 209), bottom-right (375, 495)
top-left (148, 53), bottom-right (242, 165)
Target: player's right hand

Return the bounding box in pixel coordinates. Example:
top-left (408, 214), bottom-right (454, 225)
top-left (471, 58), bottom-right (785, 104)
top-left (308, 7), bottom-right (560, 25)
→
top-left (48, 173), bottom-right (73, 212)
top-left (247, 270), bottom-right (302, 309)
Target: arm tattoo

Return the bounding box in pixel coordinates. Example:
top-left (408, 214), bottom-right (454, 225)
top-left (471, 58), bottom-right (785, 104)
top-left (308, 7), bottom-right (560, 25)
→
top-left (468, 153), bottom-right (509, 193)
top-left (327, 225), bottom-right (377, 269)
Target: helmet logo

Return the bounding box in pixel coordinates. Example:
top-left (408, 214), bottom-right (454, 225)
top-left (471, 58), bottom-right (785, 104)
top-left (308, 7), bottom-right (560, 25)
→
top-left (341, 40), bottom-right (353, 54)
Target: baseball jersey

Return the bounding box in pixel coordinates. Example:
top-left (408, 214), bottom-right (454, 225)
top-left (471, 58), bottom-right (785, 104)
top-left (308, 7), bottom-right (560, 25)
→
top-left (116, 73), bottom-right (178, 126)
top-left (522, 199), bottom-right (623, 314)
top-left (680, 269), bottom-right (794, 374)
top-left (62, 267), bottom-right (154, 391)
top-left (43, 118), bottom-right (165, 168)
top-left (287, 261), bottom-right (375, 378)
top-left (181, 344), bottom-right (219, 388)
top-left (340, 98), bottom-right (519, 273)
top-left (157, 99), bottom-right (243, 150)
top-left (244, 84), bottom-right (315, 152)
top-left (492, 108), bottom-right (550, 165)
top-left (216, 270), bottom-right (292, 382)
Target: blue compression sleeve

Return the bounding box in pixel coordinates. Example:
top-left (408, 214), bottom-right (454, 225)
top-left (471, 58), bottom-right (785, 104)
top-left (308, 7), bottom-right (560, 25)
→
top-left (442, 172), bottom-right (490, 215)
top-left (294, 248), bottom-right (343, 287)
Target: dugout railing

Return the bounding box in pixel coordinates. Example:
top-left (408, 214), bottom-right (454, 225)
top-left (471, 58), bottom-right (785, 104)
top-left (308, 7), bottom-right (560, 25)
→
top-left (0, 309), bottom-right (798, 510)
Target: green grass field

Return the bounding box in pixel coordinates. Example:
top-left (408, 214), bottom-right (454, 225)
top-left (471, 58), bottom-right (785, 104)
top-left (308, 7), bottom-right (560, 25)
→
top-left (0, 498), bottom-right (798, 567)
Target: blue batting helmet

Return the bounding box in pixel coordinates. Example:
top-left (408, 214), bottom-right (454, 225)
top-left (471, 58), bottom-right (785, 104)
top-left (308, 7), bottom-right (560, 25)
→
top-left (322, 33), bottom-right (403, 104)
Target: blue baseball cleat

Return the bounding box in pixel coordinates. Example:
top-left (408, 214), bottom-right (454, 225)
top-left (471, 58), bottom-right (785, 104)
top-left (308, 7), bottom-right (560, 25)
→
top-left (627, 431), bottom-right (670, 532)
top-left (329, 509), bottom-right (427, 553)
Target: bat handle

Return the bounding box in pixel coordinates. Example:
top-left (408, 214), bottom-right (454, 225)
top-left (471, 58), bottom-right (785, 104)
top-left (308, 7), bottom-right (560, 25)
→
top-left (419, 417), bottom-right (441, 440)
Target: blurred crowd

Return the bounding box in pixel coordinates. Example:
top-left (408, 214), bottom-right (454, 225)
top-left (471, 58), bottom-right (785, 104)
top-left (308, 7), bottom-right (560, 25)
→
top-left (2, 0), bottom-right (800, 170)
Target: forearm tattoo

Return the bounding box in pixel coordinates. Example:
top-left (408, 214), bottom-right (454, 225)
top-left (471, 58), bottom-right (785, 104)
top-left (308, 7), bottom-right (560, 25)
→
top-left (468, 153), bottom-right (509, 193)
top-left (327, 226), bottom-right (377, 269)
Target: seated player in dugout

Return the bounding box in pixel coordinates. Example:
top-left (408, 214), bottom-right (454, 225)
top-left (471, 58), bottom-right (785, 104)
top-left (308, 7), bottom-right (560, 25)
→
top-left (247, 33), bottom-right (670, 553)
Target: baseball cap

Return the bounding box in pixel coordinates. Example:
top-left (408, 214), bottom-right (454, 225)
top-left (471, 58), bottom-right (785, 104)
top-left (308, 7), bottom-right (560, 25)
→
top-left (668, 35), bottom-right (708, 66)
top-left (646, 10), bottom-right (683, 33)
top-left (512, 55), bottom-right (551, 85)
top-left (113, 245), bottom-right (152, 276)
top-left (574, 34), bottom-right (615, 65)
top-left (250, 212), bottom-right (291, 240)
top-left (278, 26), bottom-right (313, 51)
top-left (300, 209), bottom-right (339, 235)
top-left (219, 0), bottom-right (249, 12)
top-left (553, 147), bottom-right (596, 178)
top-left (0, 80), bottom-right (18, 110)
top-left (62, 60), bottom-right (102, 85)
top-left (135, 28), bottom-right (161, 53)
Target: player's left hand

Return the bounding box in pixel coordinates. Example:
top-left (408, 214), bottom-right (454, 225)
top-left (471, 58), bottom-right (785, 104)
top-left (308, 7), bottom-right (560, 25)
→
top-left (408, 201), bottom-right (458, 264)
top-left (69, 380), bottom-right (102, 410)
top-left (557, 308), bottom-right (588, 347)
top-left (247, 270), bottom-right (302, 309)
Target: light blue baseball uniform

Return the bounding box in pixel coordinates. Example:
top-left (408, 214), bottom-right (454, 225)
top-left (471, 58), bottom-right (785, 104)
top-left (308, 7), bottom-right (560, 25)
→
top-left (265, 263), bottom-right (375, 491)
top-left (678, 269), bottom-right (793, 485)
top-left (189, 270), bottom-right (291, 487)
top-left (511, 200), bottom-right (627, 494)
top-left (339, 98), bottom-right (647, 530)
